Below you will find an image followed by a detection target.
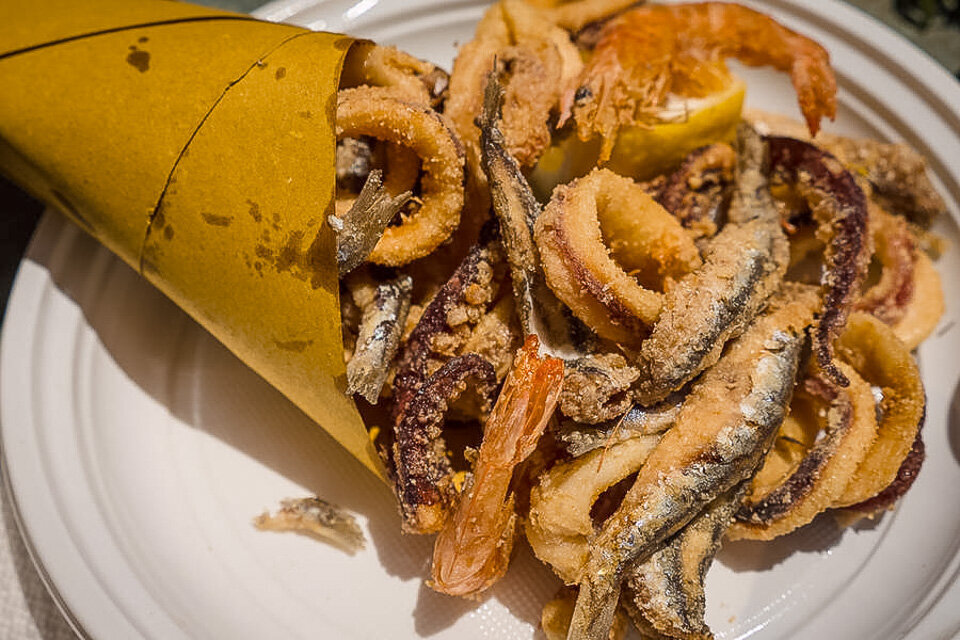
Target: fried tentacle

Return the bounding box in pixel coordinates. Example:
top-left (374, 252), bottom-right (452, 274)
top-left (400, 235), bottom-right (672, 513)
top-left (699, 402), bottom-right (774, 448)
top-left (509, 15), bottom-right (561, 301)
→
top-left (623, 483), bottom-right (748, 640)
top-left (345, 272), bottom-right (413, 403)
top-left (393, 354), bottom-right (498, 534)
top-left (769, 135), bottom-right (870, 387)
top-left (568, 288), bottom-right (816, 640)
top-left (331, 169), bottom-right (412, 276)
top-left (430, 336), bottom-right (563, 596)
top-left (337, 87), bottom-right (465, 267)
top-left (855, 202), bottom-right (915, 325)
top-left (655, 143), bottom-right (737, 239)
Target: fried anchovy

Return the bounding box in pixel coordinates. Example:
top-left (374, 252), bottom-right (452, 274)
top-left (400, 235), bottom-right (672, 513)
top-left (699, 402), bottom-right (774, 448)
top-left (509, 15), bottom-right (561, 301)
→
top-left (393, 353), bottom-right (498, 534)
top-left (769, 136), bottom-right (870, 387)
top-left (330, 169), bottom-right (412, 276)
top-left (254, 497), bottom-right (365, 553)
top-left (623, 482), bottom-right (748, 640)
top-left (634, 124), bottom-right (789, 404)
top-left (567, 288), bottom-right (816, 640)
top-left (557, 395), bottom-right (683, 457)
top-left (346, 272), bottom-right (413, 404)
top-left (479, 69), bottom-right (588, 356)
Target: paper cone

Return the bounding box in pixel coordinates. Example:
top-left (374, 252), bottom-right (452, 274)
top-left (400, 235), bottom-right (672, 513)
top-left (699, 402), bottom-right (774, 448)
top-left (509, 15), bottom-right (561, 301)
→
top-left (0, 0), bottom-right (387, 480)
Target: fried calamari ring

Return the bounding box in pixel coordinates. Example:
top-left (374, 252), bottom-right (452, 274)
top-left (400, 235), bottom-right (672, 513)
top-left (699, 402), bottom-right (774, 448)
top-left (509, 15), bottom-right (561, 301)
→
top-left (430, 336), bottom-right (562, 597)
top-left (832, 312), bottom-right (925, 507)
top-left (729, 364), bottom-right (878, 541)
top-left (769, 135), bottom-right (871, 387)
top-left (336, 87), bottom-right (465, 267)
top-left (392, 353), bottom-right (498, 534)
top-left (892, 251), bottom-right (944, 350)
top-left (535, 168), bottom-right (701, 345)
top-left (526, 434), bottom-right (661, 583)
top-left (341, 42), bottom-right (449, 107)
top-left (855, 202), bottom-right (915, 326)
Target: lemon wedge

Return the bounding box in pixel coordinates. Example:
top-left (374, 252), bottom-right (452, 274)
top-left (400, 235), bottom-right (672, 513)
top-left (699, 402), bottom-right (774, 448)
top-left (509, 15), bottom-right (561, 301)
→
top-left (529, 77), bottom-right (745, 200)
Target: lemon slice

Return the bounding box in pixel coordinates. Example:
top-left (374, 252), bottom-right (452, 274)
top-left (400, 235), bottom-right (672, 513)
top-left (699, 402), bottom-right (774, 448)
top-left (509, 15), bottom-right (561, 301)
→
top-left (529, 77), bottom-right (745, 200)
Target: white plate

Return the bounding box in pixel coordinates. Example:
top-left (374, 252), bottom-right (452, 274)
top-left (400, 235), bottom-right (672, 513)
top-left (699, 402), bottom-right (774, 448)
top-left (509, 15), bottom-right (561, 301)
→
top-left (3, 1), bottom-right (960, 638)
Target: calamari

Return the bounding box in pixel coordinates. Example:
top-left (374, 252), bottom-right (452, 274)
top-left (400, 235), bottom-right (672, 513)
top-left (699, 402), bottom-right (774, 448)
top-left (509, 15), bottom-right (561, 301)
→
top-left (392, 353), bottom-right (498, 534)
top-left (430, 336), bottom-right (563, 596)
top-left (567, 287), bottom-right (817, 640)
top-left (563, 2), bottom-right (837, 161)
top-left (855, 202), bottom-right (915, 325)
top-left (336, 86), bottom-right (465, 266)
top-left (769, 135), bottom-right (871, 387)
top-left (345, 271), bottom-right (413, 403)
top-left (730, 364), bottom-right (878, 541)
top-left (536, 168), bottom-right (702, 345)
top-left (341, 42), bottom-right (449, 107)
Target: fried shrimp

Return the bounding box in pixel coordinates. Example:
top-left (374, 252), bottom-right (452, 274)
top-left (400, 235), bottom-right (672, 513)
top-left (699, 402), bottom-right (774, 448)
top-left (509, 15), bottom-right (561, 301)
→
top-left (536, 168), bottom-right (702, 345)
top-left (430, 336), bottom-right (563, 597)
top-left (563, 2), bottom-right (837, 161)
top-left (336, 87), bottom-right (465, 267)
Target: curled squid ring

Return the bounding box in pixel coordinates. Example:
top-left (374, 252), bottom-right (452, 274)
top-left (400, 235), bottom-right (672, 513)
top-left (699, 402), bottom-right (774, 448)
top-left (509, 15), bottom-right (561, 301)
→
top-left (534, 168), bottom-right (701, 345)
top-left (336, 86), bottom-right (465, 266)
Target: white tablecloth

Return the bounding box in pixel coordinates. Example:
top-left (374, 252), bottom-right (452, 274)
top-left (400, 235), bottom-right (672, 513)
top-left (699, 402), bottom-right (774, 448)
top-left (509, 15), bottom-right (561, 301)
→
top-left (0, 480), bottom-right (75, 640)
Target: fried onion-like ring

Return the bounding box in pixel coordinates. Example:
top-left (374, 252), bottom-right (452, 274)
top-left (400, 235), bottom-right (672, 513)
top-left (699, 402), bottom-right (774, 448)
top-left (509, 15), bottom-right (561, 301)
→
top-left (341, 42), bottom-right (449, 107)
top-left (832, 312), bottom-right (925, 508)
top-left (892, 250), bottom-right (944, 350)
top-left (430, 336), bottom-right (562, 597)
top-left (769, 135), bottom-right (871, 387)
top-left (729, 364), bottom-right (878, 541)
top-left (392, 354), bottom-right (498, 534)
top-left (855, 202), bottom-right (915, 325)
top-left (336, 87), bottom-right (465, 267)
top-left (535, 168), bottom-right (701, 345)
top-left (526, 434), bottom-right (661, 583)
top-left (837, 429), bottom-right (925, 522)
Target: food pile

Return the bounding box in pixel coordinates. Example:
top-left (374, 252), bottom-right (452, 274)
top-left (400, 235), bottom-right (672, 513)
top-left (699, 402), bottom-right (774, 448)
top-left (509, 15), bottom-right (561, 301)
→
top-left (328, 1), bottom-right (946, 637)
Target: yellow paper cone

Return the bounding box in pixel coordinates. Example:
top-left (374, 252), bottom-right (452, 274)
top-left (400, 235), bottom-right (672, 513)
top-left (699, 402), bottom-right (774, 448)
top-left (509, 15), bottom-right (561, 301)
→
top-left (0, 0), bottom-right (387, 480)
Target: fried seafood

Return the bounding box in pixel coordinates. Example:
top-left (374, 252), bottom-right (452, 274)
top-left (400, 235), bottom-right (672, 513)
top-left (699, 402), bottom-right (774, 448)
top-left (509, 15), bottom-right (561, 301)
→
top-left (747, 109), bottom-right (947, 227)
top-left (855, 202), bottom-right (916, 326)
top-left (568, 288), bottom-right (817, 640)
top-left (730, 364), bottom-right (878, 541)
top-left (536, 168), bottom-right (702, 345)
top-left (430, 336), bottom-right (563, 596)
top-left (542, 0), bottom-right (644, 32)
top-left (633, 124), bottom-right (788, 404)
top-left (254, 497), bottom-right (365, 554)
top-left (891, 251), bottom-right (944, 350)
top-left (344, 271), bottom-right (413, 403)
top-left (563, 2), bottom-right (837, 161)
top-left (623, 483), bottom-right (747, 640)
top-left (838, 430), bottom-right (925, 521)
top-left (768, 135), bottom-right (871, 387)
top-left (556, 395), bottom-right (682, 457)
top-left (330, 169), bottom-right (412, 275)
top-left (392, 353), bottom-right (498, 534)
top-left (526, 435), bottom-right (662, 583)
top-left (832, 312), bottom-right (925, 508)
top-left (341, 41), bottom-right (449, 107)
top-left (336, 86), bottom-right (465, 267)
top-left (654, 143), bottom-right (737, 240)
top-left (541, 586), bottom-right (630, 640)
